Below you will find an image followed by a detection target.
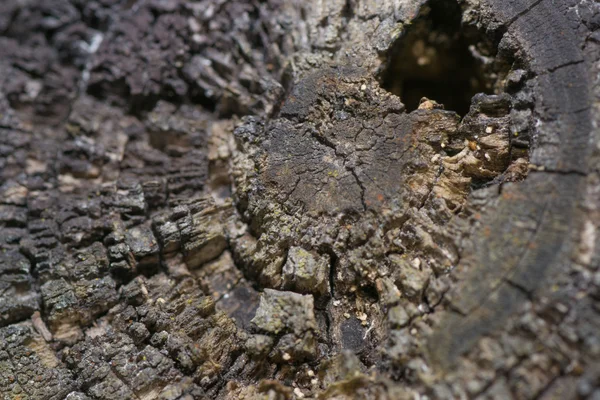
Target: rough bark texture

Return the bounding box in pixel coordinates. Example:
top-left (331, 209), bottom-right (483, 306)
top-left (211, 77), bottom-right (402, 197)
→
top-left (0, 0), bottom-right (599, 399)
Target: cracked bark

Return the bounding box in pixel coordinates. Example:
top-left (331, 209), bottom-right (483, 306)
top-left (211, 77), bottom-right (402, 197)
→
top-left (0, 0), bottom-right (600, 399)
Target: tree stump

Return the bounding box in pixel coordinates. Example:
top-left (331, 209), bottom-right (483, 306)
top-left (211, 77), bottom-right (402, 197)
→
top-left (0, 0), bottom-right (599, 399)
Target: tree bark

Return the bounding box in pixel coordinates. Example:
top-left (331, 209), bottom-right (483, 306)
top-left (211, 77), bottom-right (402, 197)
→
top-left (0, 0), bottom-right (599, 399)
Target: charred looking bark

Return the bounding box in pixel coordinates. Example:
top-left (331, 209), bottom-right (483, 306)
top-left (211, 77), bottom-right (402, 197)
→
top-left (0, 0), bottom-right (599, 399)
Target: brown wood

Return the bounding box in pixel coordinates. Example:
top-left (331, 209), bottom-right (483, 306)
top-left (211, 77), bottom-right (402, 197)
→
top-left (0, 0), bottom-right (598, 399)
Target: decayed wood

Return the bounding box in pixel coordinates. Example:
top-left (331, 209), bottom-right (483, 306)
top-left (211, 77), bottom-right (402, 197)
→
top-left (0, 0), bottom-right (599, 399)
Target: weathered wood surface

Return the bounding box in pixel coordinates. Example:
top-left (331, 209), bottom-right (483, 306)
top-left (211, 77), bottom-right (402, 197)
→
top-left (0, 0), bottom-right (599, 399)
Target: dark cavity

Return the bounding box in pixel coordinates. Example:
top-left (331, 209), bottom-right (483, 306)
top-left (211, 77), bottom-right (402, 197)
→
top-left (380, 0), bottom-right (504, 115)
